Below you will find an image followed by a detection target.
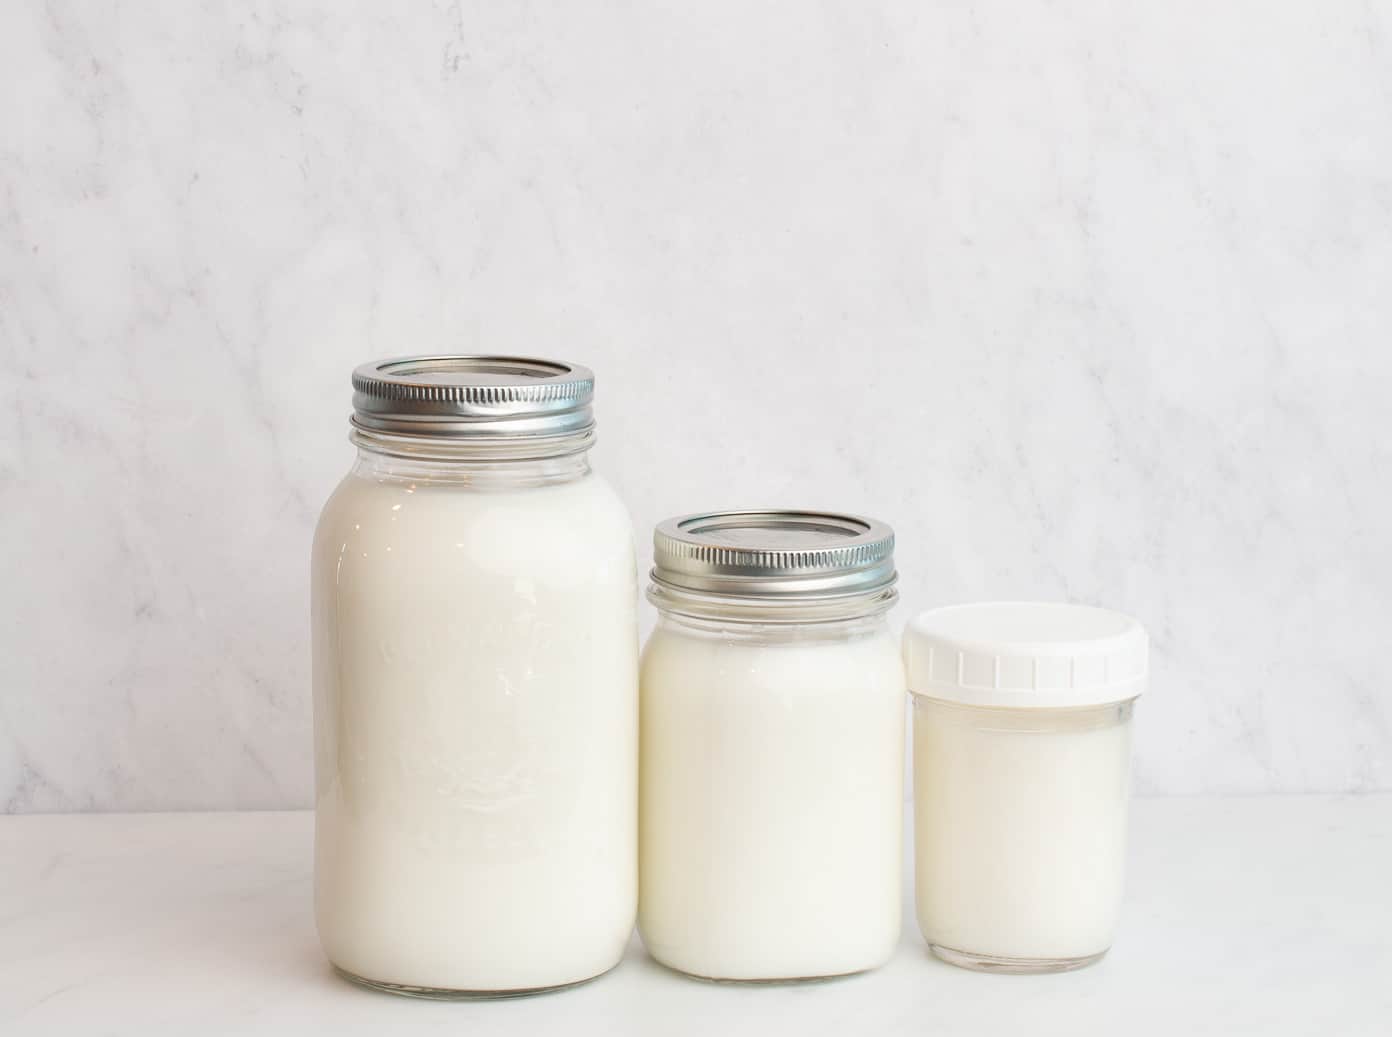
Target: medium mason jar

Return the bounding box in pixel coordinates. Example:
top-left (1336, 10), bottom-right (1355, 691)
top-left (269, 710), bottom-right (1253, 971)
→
top-left (904, 602), bottom-right (1148, 974)
top-left (639, 510), bottom-right (905, 982)
top-left (311, 356), bottom-right (638, 998)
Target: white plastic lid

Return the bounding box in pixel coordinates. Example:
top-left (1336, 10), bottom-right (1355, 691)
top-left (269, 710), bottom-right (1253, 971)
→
top-left (903, 602), bottom-right (1148, 709)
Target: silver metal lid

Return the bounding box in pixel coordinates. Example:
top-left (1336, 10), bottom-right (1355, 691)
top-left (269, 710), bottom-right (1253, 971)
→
top-left (351, 355), bottom-right (594, 438)
top-left (651, 509), bottom-right (897, 600)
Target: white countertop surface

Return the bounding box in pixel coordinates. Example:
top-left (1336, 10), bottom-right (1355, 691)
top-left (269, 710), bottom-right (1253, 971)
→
top-left (1, 796), bottom-right (1387, 1036)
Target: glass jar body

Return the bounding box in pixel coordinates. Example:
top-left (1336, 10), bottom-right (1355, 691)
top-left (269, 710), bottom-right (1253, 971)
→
top-left (311, 441), bottom-right (638, 997)
top-left (639, 603), bottom-right (905, 981)
top-left (912, 696), bottom-right (1136, 973)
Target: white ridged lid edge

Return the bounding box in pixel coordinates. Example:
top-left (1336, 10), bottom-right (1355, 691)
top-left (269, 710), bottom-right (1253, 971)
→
top-left (903, 601), bottom-right (1148, 709)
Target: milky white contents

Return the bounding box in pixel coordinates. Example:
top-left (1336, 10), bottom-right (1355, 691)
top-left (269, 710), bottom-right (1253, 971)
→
top-left (312, 466), bottom-right (637, 993)
top-left (913, 697), bottom-right (1133, 963)
top-left (639, 621), bottom-right (904, 981)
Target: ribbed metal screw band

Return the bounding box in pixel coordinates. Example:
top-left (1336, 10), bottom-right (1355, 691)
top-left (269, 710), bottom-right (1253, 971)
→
top-left (351, 375), bottom-right (591, 405)
top-left (655, 536), bottom-right (894, 573)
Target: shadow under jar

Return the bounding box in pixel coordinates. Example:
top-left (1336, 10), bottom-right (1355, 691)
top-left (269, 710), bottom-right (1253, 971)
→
top-left (904, 602), bottom-right (1148, 974)
top-left (639, 510), bottom-right (905, 983)
top-left (311, 356), bottom-right (638, 998)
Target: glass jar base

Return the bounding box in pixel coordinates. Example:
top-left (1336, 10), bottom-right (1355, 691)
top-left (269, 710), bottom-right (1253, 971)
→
top-left (333, 964), bottom-right (613, 1001)
top-left (929, 944), bottom-right (1108, 975)
top-left (651, 956), bottom-right (872, 986)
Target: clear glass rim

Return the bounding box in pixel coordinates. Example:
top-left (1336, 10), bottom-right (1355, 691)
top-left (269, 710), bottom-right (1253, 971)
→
top-left (912, 694), bottom-right (1138, 718)
top-left (647, 580), bottom-right (898, 624)
top-left (349, 421), bottom-right (596, 462)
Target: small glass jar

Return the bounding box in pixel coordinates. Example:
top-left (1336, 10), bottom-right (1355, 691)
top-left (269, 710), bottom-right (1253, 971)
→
top-left (904, 602), bottom-right (1147, 974)
top-left (311, 357), bottom-right (638, 998)
top-left (639, 510), bottom-right (905, 982)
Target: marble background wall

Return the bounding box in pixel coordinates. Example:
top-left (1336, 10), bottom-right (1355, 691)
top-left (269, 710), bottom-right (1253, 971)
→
top-left (2, 2), bottom-right (1389, 811)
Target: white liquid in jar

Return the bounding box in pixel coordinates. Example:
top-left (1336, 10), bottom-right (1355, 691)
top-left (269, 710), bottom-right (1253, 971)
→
top-left (639, 621), bottom-right (904, 981)
top-left (913, 698), bottom-right (1133, 963)
top-left (312, 466), bottom-right (638, 993)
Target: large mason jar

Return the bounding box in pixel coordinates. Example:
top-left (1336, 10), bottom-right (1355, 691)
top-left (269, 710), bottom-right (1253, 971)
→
top-left (639, 510), bottom-right (905, 982)
top-left (311, 356), bottom-right (638, 998)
